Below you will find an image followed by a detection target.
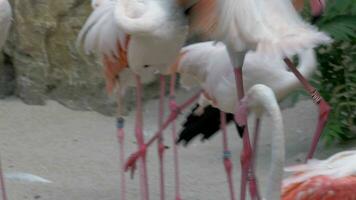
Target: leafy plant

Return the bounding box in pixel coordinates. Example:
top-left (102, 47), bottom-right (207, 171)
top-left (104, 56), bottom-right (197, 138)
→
top-left (311, 0), bottom-right (356, 144)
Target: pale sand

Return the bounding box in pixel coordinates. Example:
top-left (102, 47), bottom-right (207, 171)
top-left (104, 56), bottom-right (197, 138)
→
top-left (0, 90), bottom-right (355, 200)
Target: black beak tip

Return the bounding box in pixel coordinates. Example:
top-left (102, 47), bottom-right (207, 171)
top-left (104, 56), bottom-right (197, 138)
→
top-left (236, 124), bottom-right (245, 137)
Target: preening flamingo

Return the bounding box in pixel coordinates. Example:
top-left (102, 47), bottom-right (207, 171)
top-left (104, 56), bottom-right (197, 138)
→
top-left (77, 0), bottom-right (189, 199)
top-left (177, 1), bottom-right (332, 198)
top-left (282, 150), bottom-right (356, 199)
top-left (174, 41), bottom-right (315, 200)
top-left (0, 1), bottom-right (12, 199)
top-left (237, 84), bottom-right (286, 200)
top-left (176, 41), bottom-right (315, 148)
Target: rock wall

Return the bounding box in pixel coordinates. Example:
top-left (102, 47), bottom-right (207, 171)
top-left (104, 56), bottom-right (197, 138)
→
top-left (0, 0), bottom-right (160, 115)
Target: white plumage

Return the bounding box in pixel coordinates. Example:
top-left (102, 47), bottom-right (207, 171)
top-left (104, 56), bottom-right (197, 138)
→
top-left (177, 41), bottom-right (316, 113)
top-left (240, 84), bottom-right (285, 200)
top-left (78, 0), bottom-right (188, 75)
top-left (283, 150), bottom-right (356, 187)
top-left (214, 0), bottom-right (332, 59)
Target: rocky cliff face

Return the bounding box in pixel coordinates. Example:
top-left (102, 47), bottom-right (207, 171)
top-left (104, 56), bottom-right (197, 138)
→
top-left (0, 0), bottom-right (160, 115)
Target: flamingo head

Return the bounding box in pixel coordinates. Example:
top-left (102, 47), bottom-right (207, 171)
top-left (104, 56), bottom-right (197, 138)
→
top-left (310, 0), bottom-right (326, 18)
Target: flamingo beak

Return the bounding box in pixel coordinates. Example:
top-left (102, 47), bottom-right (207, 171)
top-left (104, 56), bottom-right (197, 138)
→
top-left (310, 0), bottom-right (325, 18)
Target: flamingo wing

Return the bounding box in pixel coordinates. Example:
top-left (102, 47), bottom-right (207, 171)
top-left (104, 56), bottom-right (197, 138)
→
top-left (77, 0), bottom-right (128, 92)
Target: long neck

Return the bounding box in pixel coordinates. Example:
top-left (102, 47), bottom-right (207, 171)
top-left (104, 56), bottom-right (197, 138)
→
top-left (249, 85), bottom-right (285, 200)
top-left (265, 102), bottom-right (284, 200)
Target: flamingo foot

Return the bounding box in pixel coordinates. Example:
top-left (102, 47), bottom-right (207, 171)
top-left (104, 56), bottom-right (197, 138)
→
top-left (306, 99), bottom-right (331, 161)
top-left (124, 145), bottom-right (147, 177)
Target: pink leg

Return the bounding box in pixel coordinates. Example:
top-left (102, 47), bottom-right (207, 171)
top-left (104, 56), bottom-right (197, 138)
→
top-left (157, 75), bottom-right (166, 200)
top-left (220, 112), bottom-right (236, 200)
top-left (0, 158), bottom-right (7, 200)
top-left (284, 58), bottom-right (331, 161)
top-left (117, 118), bottom-right (126, 200)
top-left (169, 74), bottom-right (182, 200)
top-left (233, 68), bottom-right (260, 200)
top-left (135, 75), bottom-right (150, 200)
top-left (249, 118), bottom-right (261, 200)
top-left (125, 91), bottom-right (201, 174)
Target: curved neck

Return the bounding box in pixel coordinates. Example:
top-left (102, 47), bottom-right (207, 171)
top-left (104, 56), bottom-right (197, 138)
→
top-left (264, 103), bottom-right (284, 200)
top-left (248, 86), bottom-right (285, 200)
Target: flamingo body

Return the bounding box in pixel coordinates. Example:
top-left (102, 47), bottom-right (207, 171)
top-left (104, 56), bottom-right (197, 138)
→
top-left (283, 151), bottom-right (356, 199)
top-left (177, 41), bottom-right (316, 113)
top-left (79, 0), bottom-right (188, 91)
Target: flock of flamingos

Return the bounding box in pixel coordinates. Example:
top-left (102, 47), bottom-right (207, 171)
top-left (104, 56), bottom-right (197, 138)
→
top-left (1, 0), bottom-right (356, 199)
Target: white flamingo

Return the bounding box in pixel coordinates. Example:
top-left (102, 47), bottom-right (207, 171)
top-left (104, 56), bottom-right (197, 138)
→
top-left (176, 1), bottom-right (332, 198)
top-left (237, 84), bottom-right (286, 200)
top-left (77, 0), bottom-right (189, 199)
top-left (0, 1), bottom-right (12, 199)
top-left (174, 41), bottom-right (315, 199)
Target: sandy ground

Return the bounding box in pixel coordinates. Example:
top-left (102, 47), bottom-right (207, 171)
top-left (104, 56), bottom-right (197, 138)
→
top-left (1, 90), bottom-right (355, 200)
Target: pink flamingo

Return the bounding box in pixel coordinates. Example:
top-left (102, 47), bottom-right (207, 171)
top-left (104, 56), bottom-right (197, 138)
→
top-left (282, 150), bottom-right (356, 199)
top-left (0, 0), bottom-right (12, 199)
top-left (77, 0), bottom-right (192, 199)
top-left (176, 1), bottom-right (332, 199)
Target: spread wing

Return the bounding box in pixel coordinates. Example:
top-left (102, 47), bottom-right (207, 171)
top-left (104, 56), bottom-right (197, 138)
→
top-left (77, 1), bottom-right (129, 92)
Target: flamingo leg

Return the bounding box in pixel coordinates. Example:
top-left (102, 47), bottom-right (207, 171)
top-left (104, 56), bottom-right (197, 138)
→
top-left (233, 68), bottom-right (260, 200)
top-left (220, 112), bottom-right (236, 200)
top-left (157, 75), bottom-right (166, 200)
top-left (115, 87), bottom-right (127, 200)
top-left (284, 58), bottom-right (331, 161)
top-left (135, 75), bottom-right (150, 200)
top-left (0, 158), bottom-right (7, 200)
top-left (125, 91), bottom-right (201, 174)
top-left (117, 117), bottom-right (127, 200)
top-left (169, 74), bottom-right (182, 200)
top-left (249, 118), bottom-right (261, 200)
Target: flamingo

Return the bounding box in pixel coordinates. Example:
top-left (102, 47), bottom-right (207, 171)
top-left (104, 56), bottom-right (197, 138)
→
top-left (77, 0), bottom-right (190, 199)
top-left (237, 84), bottom-right (286, 200)
top-left (173, 41), bottom-right (315, 199)
top-left (239, 86), bottom-right (356, 200)
top-left (0, 0), bottom-right (12, 199)
top-left (282, 151), bottom-right (356, 199)
top-left (176, 1), bottom-right (332, 199)
top-left (175, 41), bottom-right (316, 144)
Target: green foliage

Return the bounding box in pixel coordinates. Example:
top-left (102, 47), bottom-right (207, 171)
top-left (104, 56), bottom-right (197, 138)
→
top-left (313, 0), bottom-right (356, 144)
